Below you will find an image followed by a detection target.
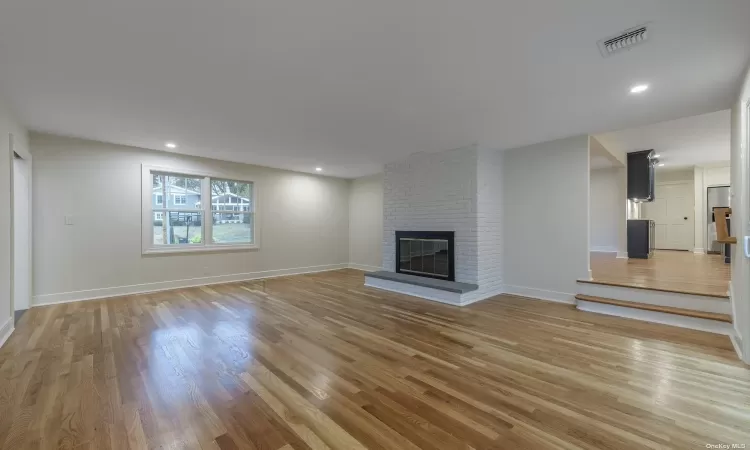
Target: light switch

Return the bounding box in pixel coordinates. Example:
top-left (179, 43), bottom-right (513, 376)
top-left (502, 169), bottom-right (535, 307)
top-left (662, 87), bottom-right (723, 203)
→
top-left (65, 215), bottom-right (74, 225)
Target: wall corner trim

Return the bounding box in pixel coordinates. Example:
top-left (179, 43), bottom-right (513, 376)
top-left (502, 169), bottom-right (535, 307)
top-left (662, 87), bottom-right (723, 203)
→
top-left (693, 248), bottom-right (706, 254)
top-left (0, 317), bottom-right (14, 349)
top-left (502, 285), bottom-right (575, 304)
top-left (32, 263), bottom-right (348, 307)
top-left (348, 263), bottom-right (382, 272)
top-left (616, 252), bottom-right (628, 259)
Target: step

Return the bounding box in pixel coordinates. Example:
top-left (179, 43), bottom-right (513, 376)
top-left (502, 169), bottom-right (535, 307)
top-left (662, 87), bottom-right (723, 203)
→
top-left (576, 281), bottom-right (731, 315)
top-left (364, 271), bottom-right (481, 306)
top-left (575, 294), bottom-right (734, 336)
top-left (577, 279), bottom-right (729, 298)
top-left (575, 295), bottom-right (732, 322)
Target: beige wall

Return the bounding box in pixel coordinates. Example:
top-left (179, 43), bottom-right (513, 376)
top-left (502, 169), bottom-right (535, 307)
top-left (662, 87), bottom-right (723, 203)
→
top-left (348, 174), bottom-right (383, 270)
top-left (590, 168), bottom-right (620, 252)
top-left (31, 133), bottom-right (351, 305)
top-left (0, 97), bottom-right (29, 338)
top-left (503, 135), bottom-right (590, 302)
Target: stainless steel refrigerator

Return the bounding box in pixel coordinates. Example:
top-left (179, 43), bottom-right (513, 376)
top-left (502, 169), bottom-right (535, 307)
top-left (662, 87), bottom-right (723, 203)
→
top-left (707, 186), bottom-right (731, 254)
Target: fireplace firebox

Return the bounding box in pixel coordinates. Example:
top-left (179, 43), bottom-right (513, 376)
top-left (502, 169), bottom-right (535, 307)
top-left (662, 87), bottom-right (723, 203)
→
top-left (395, 231), bottom-right (455, 281)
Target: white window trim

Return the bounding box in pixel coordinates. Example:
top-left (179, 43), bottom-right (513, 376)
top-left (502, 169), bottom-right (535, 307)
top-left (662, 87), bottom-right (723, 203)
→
top-left (141, 165), bottom-right (259, 255)
top-left (172, 194), bottom-right (187, 205)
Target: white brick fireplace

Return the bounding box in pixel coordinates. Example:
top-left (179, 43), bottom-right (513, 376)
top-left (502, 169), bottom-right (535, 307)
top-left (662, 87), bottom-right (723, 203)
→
top-left (370, 145), bottom-right (504, 305)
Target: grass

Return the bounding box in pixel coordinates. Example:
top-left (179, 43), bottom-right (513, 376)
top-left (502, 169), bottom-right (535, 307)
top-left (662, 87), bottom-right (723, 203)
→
top-left (153, 222), bottom-right (252, 245)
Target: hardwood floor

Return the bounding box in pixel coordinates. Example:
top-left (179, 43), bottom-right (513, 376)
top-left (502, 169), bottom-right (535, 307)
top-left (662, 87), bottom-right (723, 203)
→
top-left (1, 269), bottom-right (748, 449)
top-left (588, 250), bottom-right (731, 297)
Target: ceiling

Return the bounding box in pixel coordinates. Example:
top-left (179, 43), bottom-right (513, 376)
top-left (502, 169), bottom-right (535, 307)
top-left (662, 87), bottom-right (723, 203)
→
top-left (595, 109), bottom-right (731, 170)
top-left (0, 1), bottom-right (749, 178)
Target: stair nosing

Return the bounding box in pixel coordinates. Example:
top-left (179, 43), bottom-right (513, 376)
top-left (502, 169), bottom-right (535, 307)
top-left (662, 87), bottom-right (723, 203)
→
top-left (576, 279), bottom-right (729, 299)
top-left (575, 294), bottom-right (733, 323)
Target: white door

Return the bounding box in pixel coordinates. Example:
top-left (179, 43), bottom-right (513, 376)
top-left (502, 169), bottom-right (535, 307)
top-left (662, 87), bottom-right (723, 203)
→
top-left (13, 155), bottom-right (31, 311)
top-left (642, 182), bottom-right (694, 250)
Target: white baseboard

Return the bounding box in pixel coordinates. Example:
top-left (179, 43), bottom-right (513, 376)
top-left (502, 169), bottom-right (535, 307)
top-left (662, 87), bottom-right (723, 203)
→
top-left (730, 334), bottom-right (745, 363)
top-left (33, 263), bottom-right (349, 307)
top-left (0, 317), bottom-right (14, 349)
top-left (616, 252), bottom-right (628, 259)
top-left (502, 285), bottom-right (575, 304)
top-left (590, 247), bottom-right (618, 253)
top-left (348, 263), bottom-right (382, 272)
top-left (576, 300), bottom-right (734, 336)
top-left (693, 248), bottom-right (706, 254)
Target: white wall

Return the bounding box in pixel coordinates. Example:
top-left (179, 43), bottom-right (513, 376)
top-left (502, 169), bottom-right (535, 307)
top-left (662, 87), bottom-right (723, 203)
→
top-left (31, 133), bottom-right (351, 305)
top-left (475, 147), bottom-right (504, 300)
top-left (502, 135), bottom-right (590, 302)
top-left (348, 174), bottom-right (383, 271)
top-left (13, 156), bottom-right (31, 311)
top-left (0, 96), bottom-right (29, 343)
top-left (590, 168), bottom-right (620, 253)
top-left (730, 65), bottom-right (750, 363)
top-left (704, 166), bottom-right (731, 187)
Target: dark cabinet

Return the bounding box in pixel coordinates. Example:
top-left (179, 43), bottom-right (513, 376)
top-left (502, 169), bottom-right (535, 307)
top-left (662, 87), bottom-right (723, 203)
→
top-left (627, 149), bottom-right (655, 201)
top-left (627, 219), bottom-right (655, 259)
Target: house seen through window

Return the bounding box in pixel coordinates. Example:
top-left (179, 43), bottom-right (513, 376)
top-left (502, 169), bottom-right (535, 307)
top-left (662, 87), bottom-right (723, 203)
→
top-left (150, 171), bottom-right (254, 249)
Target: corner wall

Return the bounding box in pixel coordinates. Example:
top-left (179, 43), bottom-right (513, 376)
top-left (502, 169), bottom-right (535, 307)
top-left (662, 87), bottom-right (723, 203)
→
top-left (0, 97), bottom-right (29, 344)
top-left (590, 168), bottom-right (620, 253)
top-left (349, 174), bottom-right (383, 271)
top-left (502, 135), bottom-right (590, 302)
top-left (730, 65), bottom-right (750, 363)
top-left (30, 133), bottom-right (351, 305)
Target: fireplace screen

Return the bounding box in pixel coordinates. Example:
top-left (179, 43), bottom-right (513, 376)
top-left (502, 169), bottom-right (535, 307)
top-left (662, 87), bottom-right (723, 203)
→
top-left (395, 231), bottom-right (455, 281)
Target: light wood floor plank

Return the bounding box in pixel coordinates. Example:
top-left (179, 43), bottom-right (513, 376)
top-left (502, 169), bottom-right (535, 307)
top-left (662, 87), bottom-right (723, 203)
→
top-left (0, 269), bottom-right (748, 449)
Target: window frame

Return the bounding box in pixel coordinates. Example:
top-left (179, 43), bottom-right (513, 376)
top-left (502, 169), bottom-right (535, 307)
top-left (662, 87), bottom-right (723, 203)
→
top-left (173, 194), bottom-right (187, 205)
top-left (142, 165), bottom-right (259, 254)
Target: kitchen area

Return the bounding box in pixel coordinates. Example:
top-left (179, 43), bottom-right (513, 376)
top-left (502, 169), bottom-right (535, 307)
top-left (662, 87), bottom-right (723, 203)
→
top-left (589, 110), bottom-right (733, 297)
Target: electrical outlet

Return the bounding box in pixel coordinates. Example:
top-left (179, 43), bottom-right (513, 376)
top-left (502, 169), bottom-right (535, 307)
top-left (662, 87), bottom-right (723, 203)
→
top-left (64, 215), bottom-right (74, 225)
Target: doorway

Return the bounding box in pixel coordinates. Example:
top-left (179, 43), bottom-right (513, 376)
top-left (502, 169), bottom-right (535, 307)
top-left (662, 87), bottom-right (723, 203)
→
top-left (11, 147), bottom-right (31, 322)
top-left (642, 181), bottom-right (694, 250)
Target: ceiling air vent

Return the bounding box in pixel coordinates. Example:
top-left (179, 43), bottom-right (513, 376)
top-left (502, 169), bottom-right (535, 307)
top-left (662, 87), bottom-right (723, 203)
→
top-left (598, 24), bottom-right (649, 57)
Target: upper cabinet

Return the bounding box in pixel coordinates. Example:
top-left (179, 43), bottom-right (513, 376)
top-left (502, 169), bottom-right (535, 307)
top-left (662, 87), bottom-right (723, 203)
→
top-left (627, 149), bottom-right (655, 202)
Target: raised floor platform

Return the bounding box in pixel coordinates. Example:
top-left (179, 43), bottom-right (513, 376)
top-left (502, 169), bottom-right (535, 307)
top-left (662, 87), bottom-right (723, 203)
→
top-left (578, 251), bottom-right (734, 335)
top-left (588, 250), bottom-right (730, 298)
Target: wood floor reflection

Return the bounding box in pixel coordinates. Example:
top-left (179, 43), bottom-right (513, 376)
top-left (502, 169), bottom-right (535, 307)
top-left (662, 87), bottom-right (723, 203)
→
top-left (1, 269), bottom-right (748, 449)
top-left (589, 250), bottom-right (731, 297)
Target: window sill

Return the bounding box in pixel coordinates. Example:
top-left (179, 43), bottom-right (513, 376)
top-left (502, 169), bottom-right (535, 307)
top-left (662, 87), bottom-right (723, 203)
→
top-left (143, 244), bottom-right (259, 256)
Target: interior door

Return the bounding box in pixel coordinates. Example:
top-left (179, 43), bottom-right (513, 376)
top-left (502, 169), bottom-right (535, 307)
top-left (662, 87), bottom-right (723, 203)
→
top-left (642, 182), bottom-right (694, 250)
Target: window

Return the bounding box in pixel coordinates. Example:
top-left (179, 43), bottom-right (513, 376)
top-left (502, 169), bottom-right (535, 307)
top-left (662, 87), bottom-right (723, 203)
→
top-left (210, 180), bottom-right (254, 245)
top-left (142, 166), bottom-right (256, 253)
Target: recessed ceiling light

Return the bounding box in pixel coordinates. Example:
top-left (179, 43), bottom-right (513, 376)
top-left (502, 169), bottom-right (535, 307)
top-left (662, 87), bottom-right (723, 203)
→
top-left (630, 84), bottom-right (649, 94)
top-left (657, 163), bottom-right (665, 167)
top-left (165, 142), bottom-right (178, 149)
top-left (315, 167), bottom-right (323, 172)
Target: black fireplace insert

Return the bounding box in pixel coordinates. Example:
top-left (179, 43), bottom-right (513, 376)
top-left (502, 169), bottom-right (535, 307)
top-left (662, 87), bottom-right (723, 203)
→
top-left (395, 231), bottom-right (455, 281)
